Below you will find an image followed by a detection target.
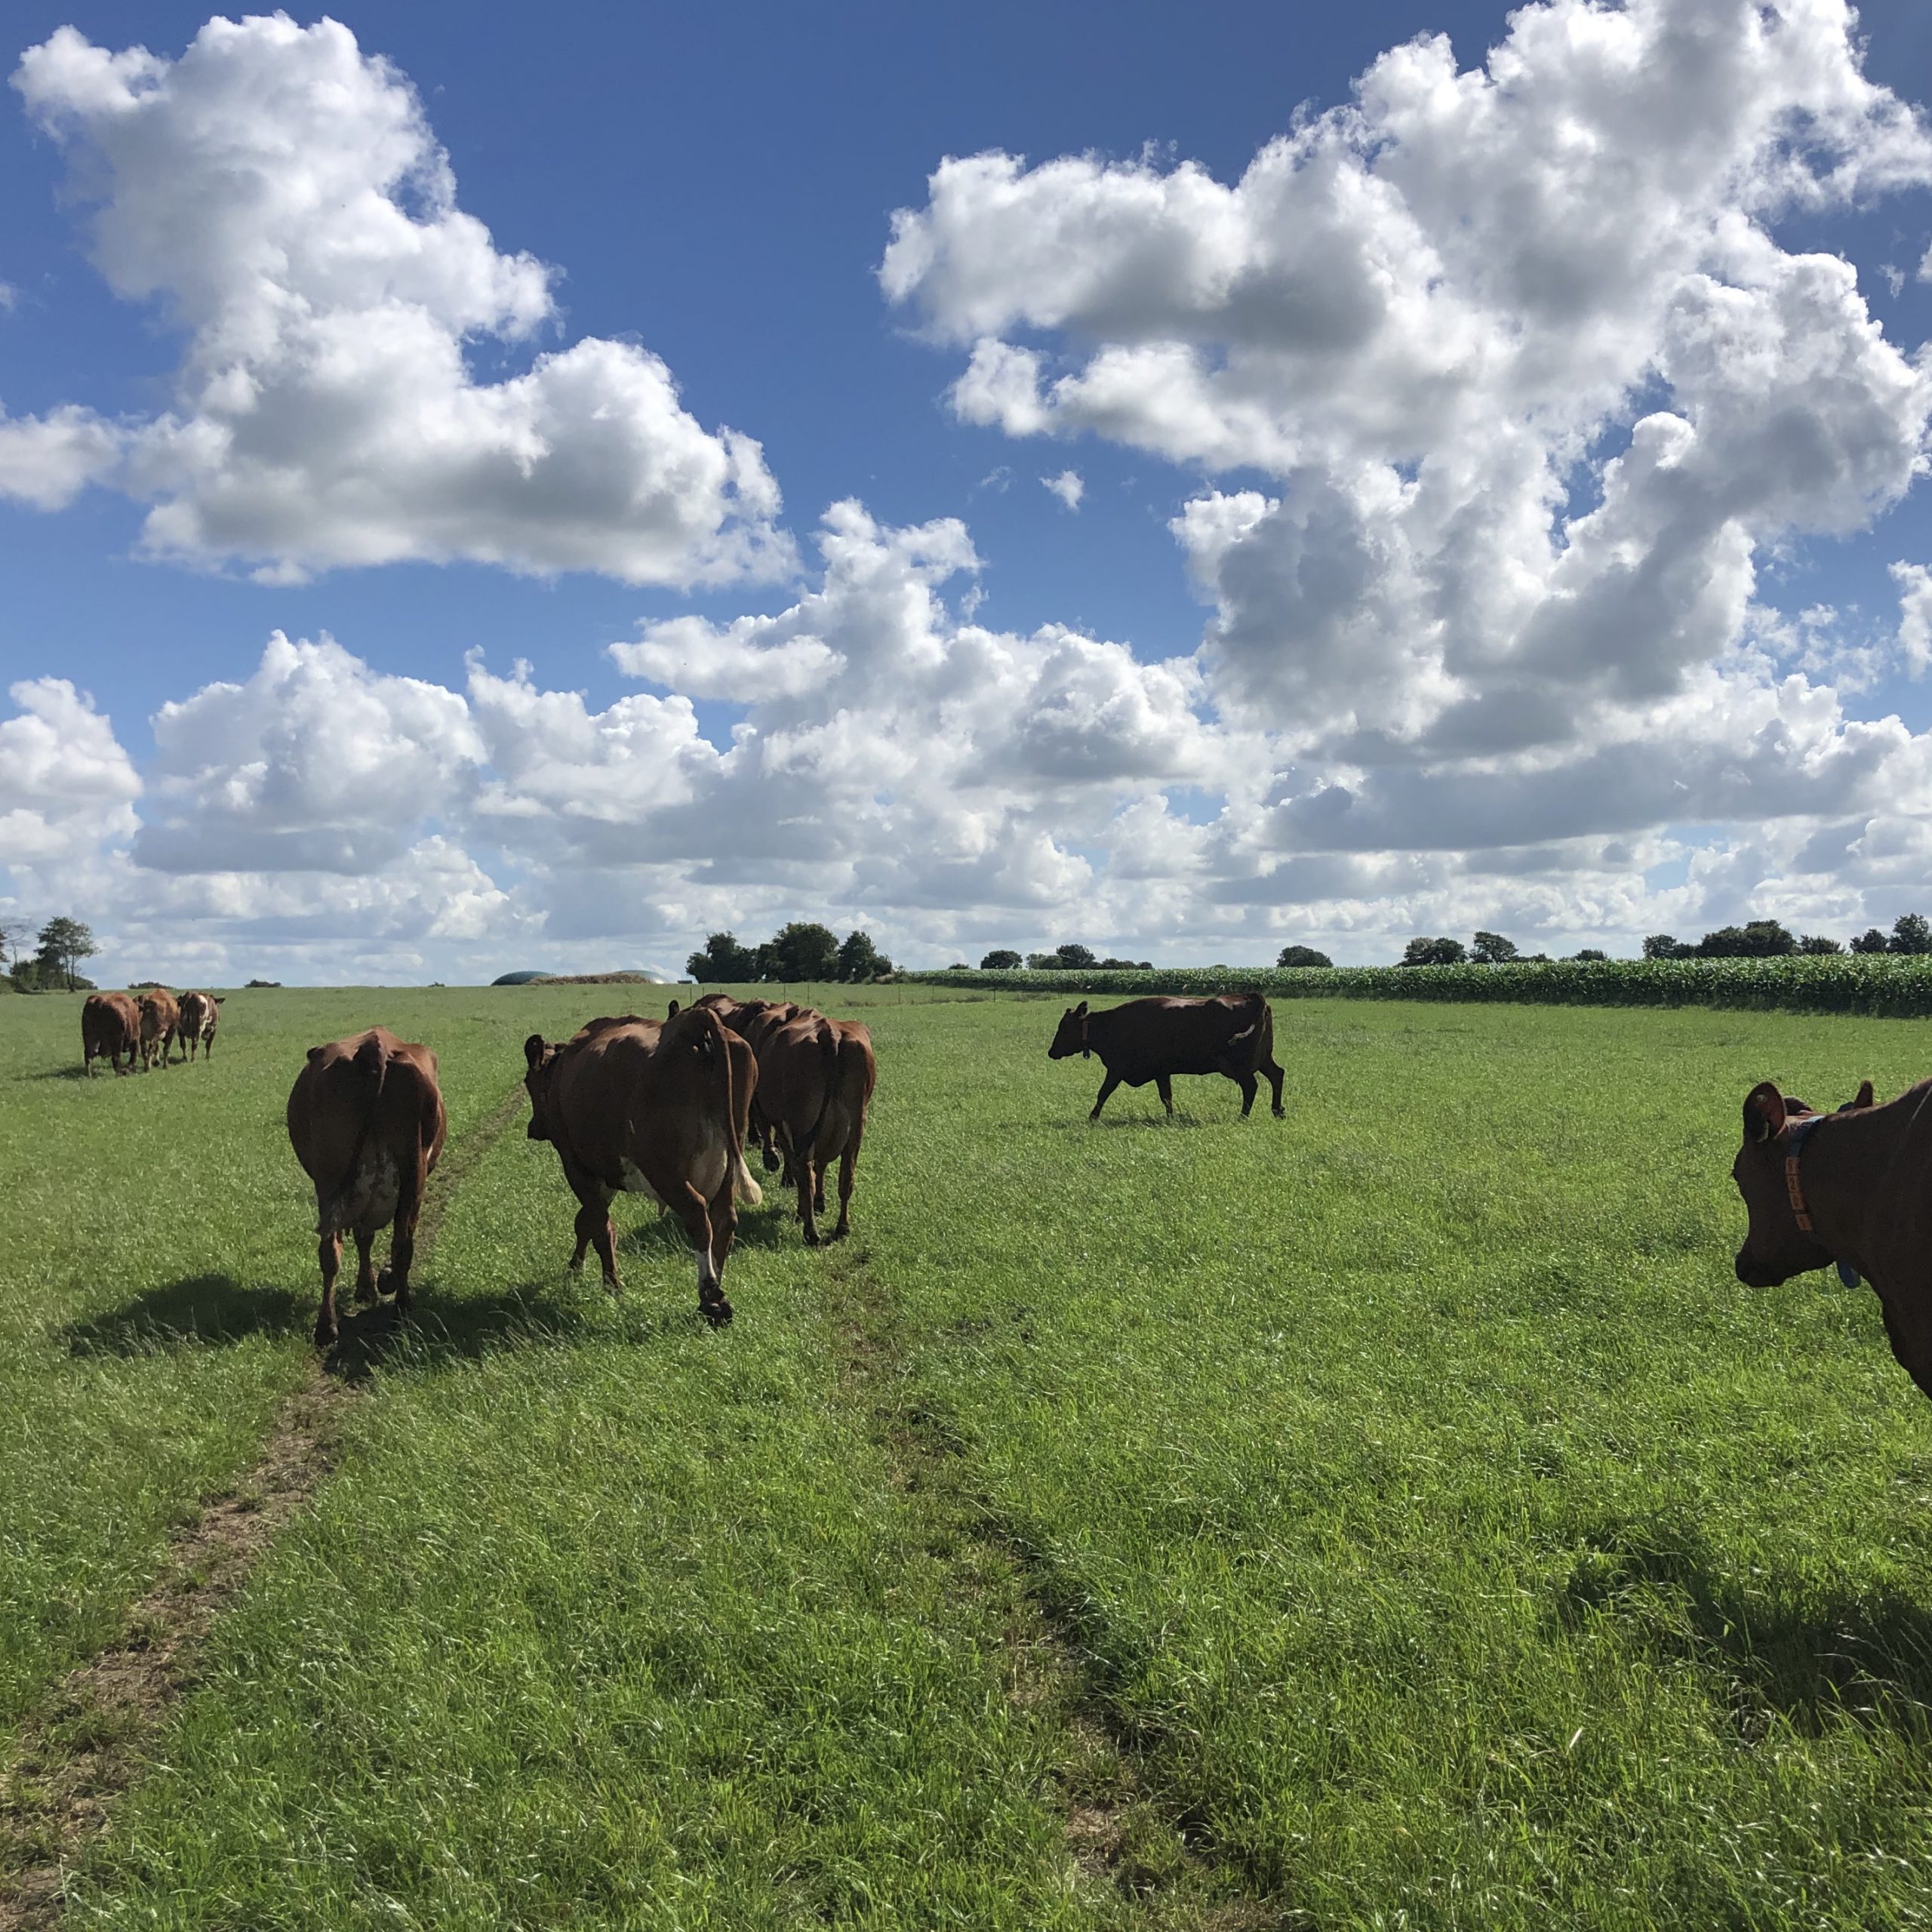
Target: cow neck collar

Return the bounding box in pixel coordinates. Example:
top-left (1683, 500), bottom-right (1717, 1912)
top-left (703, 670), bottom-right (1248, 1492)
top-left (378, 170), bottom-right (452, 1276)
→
top-left (1780, 1113), bottom-right (1861, 1287)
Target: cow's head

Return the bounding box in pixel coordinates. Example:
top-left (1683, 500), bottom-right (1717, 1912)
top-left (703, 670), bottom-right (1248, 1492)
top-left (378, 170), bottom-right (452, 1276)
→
top-left (1732, 1079), bottom-right (1831, 1287)
top-left (522, 1033), bottom-right (561, 1140)
top-left (1048, 1002), bottom-right (1089, 1059)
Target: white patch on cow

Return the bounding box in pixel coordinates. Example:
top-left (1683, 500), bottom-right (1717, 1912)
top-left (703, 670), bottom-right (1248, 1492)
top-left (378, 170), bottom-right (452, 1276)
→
top-left (319, 1148), bottom-right (399, 1235)
top-left (688, 1115), bottom-right (729, 1202)
top-left (618, 1158), bottom-right (666, 1205)
top-left (731, 1149), bottom-right (762, 1207)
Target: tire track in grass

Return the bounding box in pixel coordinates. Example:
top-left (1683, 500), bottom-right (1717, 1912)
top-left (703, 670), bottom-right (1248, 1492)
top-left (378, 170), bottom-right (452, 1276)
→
top-left (0, 1078), bottom-right (532, 1930)
top-left (818, 1239), bottom-right (1275, 1931)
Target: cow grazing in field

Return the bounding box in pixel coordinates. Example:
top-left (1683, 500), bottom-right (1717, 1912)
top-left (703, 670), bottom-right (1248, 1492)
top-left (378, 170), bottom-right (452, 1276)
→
top-left (1733, 1075), bottom-right (1932, 1401)
top-left (177, 990), bottom-right (223, 1060)
top-left (522, 1004), bottom-right (760, 1325)
top-left (1048, 993), bottom-right (1286, 1121)
top-left (753, 1011), bottom-right (877, 1243)
top-left (138, 989), bottom-right (180, 1070)
top-left (82, 992), bottom-right (140, 1075)
top-left (287, 1027), bottom-right (447, 1346)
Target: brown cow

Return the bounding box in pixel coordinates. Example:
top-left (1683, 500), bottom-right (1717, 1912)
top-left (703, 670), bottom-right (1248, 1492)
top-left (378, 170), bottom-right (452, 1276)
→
top-left (177, 990), bottom-right (223, 1060)
top-left (754, 1011), bottom-right (877, 1243)
top-left (523, 1005), bottom-right (760, 1324)
top-left (1732, 1075), bottom-right (1932, 1400)
top-left (287, 1027), bottom-right (447, 1346)
top-left (138, 989), bottom-right (180, 1069)
top-left (697, 995), bottom-right (807, 1171)
top-left (81, 992), bottom-right (140, 1075)
top-left (1048, 993), bottom-right (1286, 1120)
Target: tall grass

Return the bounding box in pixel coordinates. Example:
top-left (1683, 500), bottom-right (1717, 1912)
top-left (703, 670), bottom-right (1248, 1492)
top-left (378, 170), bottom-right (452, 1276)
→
top-left (910, 953), bottom-right (1932, 1016)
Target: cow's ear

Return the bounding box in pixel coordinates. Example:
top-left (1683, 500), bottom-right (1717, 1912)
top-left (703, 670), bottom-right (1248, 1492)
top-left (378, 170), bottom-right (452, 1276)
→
top-left (666, 999), bottom-right (679, 1018)
top-left (1074, 1001), bottom-right (1088, 1017)
top-left (1744, 1081), bottom-right (1786, 1143)
top-left (1850, 1078), bottom-right (1875, 1109)
top-left (306, 1045), bottom-right (324, 1064)
top-left (523, 1033), bottom-right (547, 1072)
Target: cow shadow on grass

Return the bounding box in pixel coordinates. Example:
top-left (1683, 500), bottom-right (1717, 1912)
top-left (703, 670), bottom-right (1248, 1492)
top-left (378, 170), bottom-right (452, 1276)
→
top-left (619, 1199), bottom-right (800, 1257)
top-left (66, 1275), bottom-right (309, 1354)
top-left (1559, 1526), bottom-right (1932, 1740)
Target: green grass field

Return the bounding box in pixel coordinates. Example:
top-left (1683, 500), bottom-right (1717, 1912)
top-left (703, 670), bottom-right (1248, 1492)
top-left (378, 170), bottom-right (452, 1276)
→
top-left (5, 986), bottom-right (1932, 1927)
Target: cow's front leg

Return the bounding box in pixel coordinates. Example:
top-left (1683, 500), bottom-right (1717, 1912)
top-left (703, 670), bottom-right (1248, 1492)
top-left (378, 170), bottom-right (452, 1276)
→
top-left (1089, 1070), bottom-right (1121, 1121)
top-left (352, 1226), bottom-right (380, 1304)
top-left (315, 1232), bottom-right (343, 1346)
top-left (1235, 1072), bottom-right (1258, 1118)
top-left (1156, 1074), bottom-right (1176, 1118)
top-left (1878, 1294), bottom-right (1932, 1404)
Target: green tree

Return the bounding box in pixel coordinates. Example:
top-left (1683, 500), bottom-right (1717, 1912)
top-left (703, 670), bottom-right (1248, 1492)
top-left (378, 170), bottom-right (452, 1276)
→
top-left (1849, 928), bottom-right (1890, 955)
top-left (768, 921), bottom-right (841, 981)
top-left (1470, 931), bottom-right (1518, 964)
top-left (685, 931), bottom-right (760, 982)
top-left (1797, 934), bottom-right (1844, 955)
top-left (0, 919), bottom-right (27, 974)
top-left (1697, 920), bottom-right (1795, 958)
top-left (980, 949), bottom-right (1023, 970)
top-left (35, 916), bottom-right (97, 991)
top-left (836, 930), bottom-right (891, 981)
top-left (1054, 943), bottom-right (1097, 968)
top-left (1275, 943), bottom-right (1333, 968)
top-left (1569, 949), bottom-right (1609, 962)
top-left (1642, 934), bottom-right (1689, 959)
top-left (1401, 937), bottom-right (1466, 967)
top-left (1888, 913), bottom-right (1932, 955)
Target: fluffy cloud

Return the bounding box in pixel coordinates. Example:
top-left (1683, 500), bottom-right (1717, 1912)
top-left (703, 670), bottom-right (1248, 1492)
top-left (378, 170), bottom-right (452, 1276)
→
top-left (885, 0), bottom-right (1932, 753)
top-left (4, 17), bottom-right (789, 585)
top-left (0, 678), bottom-right (140, 869)
top-left (1041, 469), bottom-right (1084, 510)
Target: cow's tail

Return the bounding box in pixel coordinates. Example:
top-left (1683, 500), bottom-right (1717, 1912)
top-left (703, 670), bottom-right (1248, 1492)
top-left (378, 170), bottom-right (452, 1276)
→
top-left (1223, 991), bottom-right (1270, 1069)
top-left (316, 1032), bottom-right (389, 1235)
top-left (721, 1023), bottom-right (762, 1206)
top-left (795, 1017), bottom-right (844, 1161)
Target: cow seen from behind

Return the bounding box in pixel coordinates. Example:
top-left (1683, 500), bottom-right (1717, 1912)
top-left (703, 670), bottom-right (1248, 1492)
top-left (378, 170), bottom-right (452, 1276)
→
top-left (287, 1026), bottom-right (447, 1346)
top-left (138, 989), bottom-right (180, 1070)
top-left (81, 992), bottom-right (140, 1075)
top-left (1048, 994), bottom-right (1286, 1121)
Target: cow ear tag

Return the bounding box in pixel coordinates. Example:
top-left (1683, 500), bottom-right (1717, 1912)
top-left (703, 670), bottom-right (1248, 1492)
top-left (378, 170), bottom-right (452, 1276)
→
top-left (1836, 1261), bottom-right (1863, 1288)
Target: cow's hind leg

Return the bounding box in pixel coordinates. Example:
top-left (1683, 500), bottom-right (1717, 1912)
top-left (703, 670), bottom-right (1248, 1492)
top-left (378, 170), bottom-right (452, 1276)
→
top-left (1089, 1071), bottom-right (1121, 1121)
top-left (315, 1232), bottom-right (343, 1346)
top-left (1263, 1053), bottom-right (1285, 1118)
top-left (705, 1175), bottom-right (737, 1325)
top-left (378, 1151), bottom-right (427, 1317)
top-left (352, 1226), bottom-right (380, 1305)
top-left (796, 1151), bottom-right (823, 1247)
top-left (829, 1133), bottom-right (860, 1241)
top-left (676, 1183), bottom-right (732, 1327)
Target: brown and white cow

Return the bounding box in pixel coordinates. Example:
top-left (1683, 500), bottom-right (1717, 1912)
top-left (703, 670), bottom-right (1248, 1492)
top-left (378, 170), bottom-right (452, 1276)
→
top-left (287, 1027), bottom-right (447, 1346)
top-left (138, 989), bottom-right (181, 1070)
top-left (177, 990), bottom-right (223, 1060)
top-left (1732, 1076), bottom-right (1932, 1401)
top-left (82, 992), bottom-right (140, 1076)
top-left (522, 1005), bottom-right (760, 1325)
top-left (1048, 993), bottom-right (1286, 1121)
top-left (752, 1011), bottom-right (877, 1243)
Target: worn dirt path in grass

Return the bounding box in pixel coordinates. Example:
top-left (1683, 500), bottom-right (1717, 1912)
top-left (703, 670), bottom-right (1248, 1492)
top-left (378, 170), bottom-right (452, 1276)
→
top-left (0, 1078), bottom-right (532, 1930)
top-left (817, 1239), bottom-right (1274, 1931)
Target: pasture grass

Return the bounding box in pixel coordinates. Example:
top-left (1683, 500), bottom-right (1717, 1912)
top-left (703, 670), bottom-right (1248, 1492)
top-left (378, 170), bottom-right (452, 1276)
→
top-left (6, 987), bottom-right (1932, 1926)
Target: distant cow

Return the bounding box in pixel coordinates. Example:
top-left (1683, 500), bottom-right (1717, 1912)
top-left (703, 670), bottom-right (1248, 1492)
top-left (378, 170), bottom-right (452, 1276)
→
top-left (1048, 993), bottom-right (1286, 1121)
top-left (1733, 1076), bottom-right (1932, 1401)
top-left (138, 990), bottom-right (180, 1070)
top-left (81, 992), bottom-right (140, 1076)
top-left (287, 1027), bottom-right (447, 1346)
top-left (523, 1005), bottom-right (760, 1325)
top-left (177, 991), bottom-right (223, 1060)
top-left (754, 1011), bottom-right (877, 1243)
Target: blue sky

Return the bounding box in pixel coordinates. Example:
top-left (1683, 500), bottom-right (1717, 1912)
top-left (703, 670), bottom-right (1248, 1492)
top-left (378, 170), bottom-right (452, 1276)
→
top-left (3, 1), bottom-right (1932, 980)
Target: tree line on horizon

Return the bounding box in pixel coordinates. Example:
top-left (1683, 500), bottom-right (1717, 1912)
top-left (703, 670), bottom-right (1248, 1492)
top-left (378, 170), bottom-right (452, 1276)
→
top-left (687, 924), bottom-right (894, 983)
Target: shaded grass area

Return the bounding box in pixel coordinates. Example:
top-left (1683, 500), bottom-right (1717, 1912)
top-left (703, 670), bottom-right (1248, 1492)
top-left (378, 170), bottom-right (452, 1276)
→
top-left (863, 997), bottom-right (1932, 1927)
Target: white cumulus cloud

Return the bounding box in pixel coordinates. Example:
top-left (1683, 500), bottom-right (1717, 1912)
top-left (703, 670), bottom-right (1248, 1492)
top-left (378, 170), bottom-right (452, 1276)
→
top-left (5, 16), bottom-right (791, 586)
top-left (1041, 469), bottom-right (1084, 510)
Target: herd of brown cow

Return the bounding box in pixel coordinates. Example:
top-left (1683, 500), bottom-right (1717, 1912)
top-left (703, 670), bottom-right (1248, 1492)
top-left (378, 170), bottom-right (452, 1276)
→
top-left (81, 988), bottom-right (222, 1074)
top-left (76, 983), bottom-right (1932, 1407)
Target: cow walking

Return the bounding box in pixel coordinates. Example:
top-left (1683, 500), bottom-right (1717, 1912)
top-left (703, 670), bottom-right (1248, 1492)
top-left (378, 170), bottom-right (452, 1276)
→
top-left (523, 1005), bottom-right (760, 1325)
top-left (754, 1011), bottom-right (877, 1243)
top-left (1048, 993), bottom-right (1286, 1120)
top-left (138, 990), bottom-right (180, 1070)
top-left (177, 990), bottom-right (223, 1060)
top-left (287, 1027), bottom-right (447, 1346)
top-left (1734, 1077), bottom-right (1932, 1402)
top-left (81, 992), bottom-right (140, 1075)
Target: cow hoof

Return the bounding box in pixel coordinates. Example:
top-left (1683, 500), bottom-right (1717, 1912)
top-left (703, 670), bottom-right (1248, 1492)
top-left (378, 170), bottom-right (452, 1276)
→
top-left (803, 1229), bottom-right (823, 1247)
top-left (353, 1279), bottom-right (378, 1306)
top-left (313, 1318), bottom-right (337, 1349)
top-left (761, 1151), bottom-right (780, 1174)
top-left (702, 1297), bottom-right (734, 1328)
top-left (1272, 1106), bottom-right (1286, 1119)
top-left (375, 1267), bottom-right (393, 1299)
